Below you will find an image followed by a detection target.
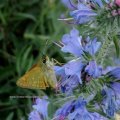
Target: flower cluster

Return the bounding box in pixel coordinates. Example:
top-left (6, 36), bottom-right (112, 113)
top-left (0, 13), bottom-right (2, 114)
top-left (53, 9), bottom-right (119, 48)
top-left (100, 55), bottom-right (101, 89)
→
top-left (53, 27), bottom-right (120, 119)
top-left (54, 97), bottom-right (107, 120)
top-left (61, 0), bottom-right (120, 25)
top-left (54, 28), bottom-right (102, 94)
top-left (28, 0), bottom-right (120, 120)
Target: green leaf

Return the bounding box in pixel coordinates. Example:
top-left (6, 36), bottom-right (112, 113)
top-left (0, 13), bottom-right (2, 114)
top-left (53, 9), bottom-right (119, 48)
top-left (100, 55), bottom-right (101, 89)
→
top-left (0, 66), bottom-right (15, 81)
top-left (0, 10), bottom-right (6, 25)
top-left (6, 112), bottom-right (14, 120)
top-left (24, 33), bottom-right (50, 40)
top-left (15, 13), bottom-right (36, 22)
top-left (113, 35), bottom-right (120, 58)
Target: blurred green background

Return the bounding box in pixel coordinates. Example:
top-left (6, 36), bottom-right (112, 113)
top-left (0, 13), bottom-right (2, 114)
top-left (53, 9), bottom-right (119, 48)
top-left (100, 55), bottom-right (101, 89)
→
top-left (0, 0), bottom-right (70, 119)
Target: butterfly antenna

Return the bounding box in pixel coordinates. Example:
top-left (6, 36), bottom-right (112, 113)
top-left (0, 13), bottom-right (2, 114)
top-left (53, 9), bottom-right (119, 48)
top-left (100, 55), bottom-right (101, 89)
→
top-left (52, 58), bottom-right (64, 66)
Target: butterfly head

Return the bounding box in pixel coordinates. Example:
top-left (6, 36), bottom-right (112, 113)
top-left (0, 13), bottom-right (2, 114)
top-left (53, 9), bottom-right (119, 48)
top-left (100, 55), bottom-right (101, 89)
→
top-left (42, 56), bottom-right (54, 68)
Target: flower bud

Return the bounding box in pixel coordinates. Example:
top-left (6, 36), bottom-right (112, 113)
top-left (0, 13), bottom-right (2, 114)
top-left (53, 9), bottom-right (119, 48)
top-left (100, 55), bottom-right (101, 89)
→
top-left (115, 0), bottom-right (120, 6)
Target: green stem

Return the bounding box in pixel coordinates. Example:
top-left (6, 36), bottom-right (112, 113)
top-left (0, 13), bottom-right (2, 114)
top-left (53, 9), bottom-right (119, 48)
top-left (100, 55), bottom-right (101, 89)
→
top-left (97, 36), bottom-right (112, 65)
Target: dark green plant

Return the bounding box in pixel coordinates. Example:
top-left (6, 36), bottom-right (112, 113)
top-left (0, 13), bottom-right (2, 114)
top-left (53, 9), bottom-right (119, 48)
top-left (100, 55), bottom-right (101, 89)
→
top-left (0, 0), bottom-right (69, 119)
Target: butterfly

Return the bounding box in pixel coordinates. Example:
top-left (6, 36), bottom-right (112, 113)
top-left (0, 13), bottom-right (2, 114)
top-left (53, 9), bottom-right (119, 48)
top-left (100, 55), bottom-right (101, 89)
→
top-left (16, 56), bottom-right (57, 89)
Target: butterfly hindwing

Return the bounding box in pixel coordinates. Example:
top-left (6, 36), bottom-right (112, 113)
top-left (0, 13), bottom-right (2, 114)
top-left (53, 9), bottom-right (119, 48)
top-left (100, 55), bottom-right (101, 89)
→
top-left (45, 67), bottom-right (57, 88)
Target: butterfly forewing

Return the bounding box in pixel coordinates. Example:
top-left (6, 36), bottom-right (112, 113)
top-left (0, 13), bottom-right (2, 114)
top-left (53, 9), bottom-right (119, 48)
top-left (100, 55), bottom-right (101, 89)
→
top-left (17, 65), bottom-right (49, 89)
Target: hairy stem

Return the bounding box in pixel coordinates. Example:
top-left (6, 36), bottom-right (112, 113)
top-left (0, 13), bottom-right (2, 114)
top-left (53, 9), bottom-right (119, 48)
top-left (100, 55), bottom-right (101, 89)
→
top-left (97, 36), bottom-right (112, 65)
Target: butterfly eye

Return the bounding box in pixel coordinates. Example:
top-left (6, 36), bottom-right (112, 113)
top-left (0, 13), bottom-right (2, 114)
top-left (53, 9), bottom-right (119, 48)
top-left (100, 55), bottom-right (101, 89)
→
top-left (42, 55), bottom-right (47, 63)
top-left (43, 58), bottom-right (46, 63)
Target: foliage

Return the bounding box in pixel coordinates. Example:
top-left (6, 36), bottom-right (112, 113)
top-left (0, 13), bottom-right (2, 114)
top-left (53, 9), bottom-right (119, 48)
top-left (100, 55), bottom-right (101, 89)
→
top-left (0, 0), bottom-right (69, 119)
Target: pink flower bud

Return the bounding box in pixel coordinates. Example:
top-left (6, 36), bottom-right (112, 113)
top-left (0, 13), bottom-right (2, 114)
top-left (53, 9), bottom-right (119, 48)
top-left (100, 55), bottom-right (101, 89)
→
top-left (115, 0), bottom-right (120, 6)
top-left (111, 10), bottom-right (118, 16)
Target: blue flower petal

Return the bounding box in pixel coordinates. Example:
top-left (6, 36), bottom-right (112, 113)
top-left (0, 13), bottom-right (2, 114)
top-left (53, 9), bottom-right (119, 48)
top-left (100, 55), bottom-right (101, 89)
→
top-left (111, 82), bottom-right (120, 95)
top-left (61, 28), bottom-right (83, 57)
top-left (65, 59), bottom-right (84, 83)
top-left (28, 110), bottom-right (42, 120)
top-left (54, 66), bottom-right (65, 76)
top-left (101, 87), bottom-right (117, 117)
top-left (70, 3), bottom-right (97, 24)
top-left (55, 100), bottom-right (74, 119)
top-left (32, 97), bottom-right (49, 119)
top-left (102, 66), bottom-right (117, 75)
top-left (108, 67), bottom-right (120, 80)
top-left (61, 75), bottom-right (80, 95)
top-left (84, 38), bottom-right (101, 56)
top-left (85, 61), bottom-right (102, 78)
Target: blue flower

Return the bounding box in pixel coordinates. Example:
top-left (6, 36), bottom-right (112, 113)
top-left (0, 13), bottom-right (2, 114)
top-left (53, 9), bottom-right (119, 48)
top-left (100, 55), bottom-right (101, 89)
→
top-left (55, 100), bottom-right (75, 120)
top-left (90, 112), bottom-right (108, 120)
top-left (29, 97), bottom-right (49, 120)
top-left (68, 110), bottom-right (107, 120)
top-left (68, 101), bottom-right (90, 120)
top-left (29, 110), bottom-right (42, 120)
top-left (108, 67), bottom-right (120, 80)
top-left (61, 75), bottom-right (80, 95)
top-left (102, 66), bottom-right (116, 75)
top-left (55, 97), bottom-right (107, 120)
top-left (85, 61), bottom-right (102, 78)
top-left (68, 97), bottom-right (108, 120)
top-left (61, 28), bottom-right (101, 57)
top-left (61, 28), bottom-right (83, 57)
top-left (70, 0), bottom-right (112, 24)
top-left (54, 59), bottom-right (102, 94)
top-left (110, 82), bottom-right (120, 110)
top-left (110, 82), bottom-right (120, 97)
top-left (100, 82), bottom-right (120, 118)
top-left (83, 37), bottom-right (101, 56)
top-left (54, 60), bottom-right (84, 94)
top-left (70, 3), bottom-right (97, 24)
top-left (101, 86), bottom-right (118, 117)
top-left (64, 59), bottom-right (84, 83)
